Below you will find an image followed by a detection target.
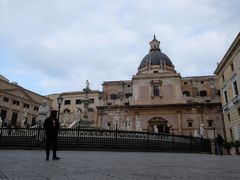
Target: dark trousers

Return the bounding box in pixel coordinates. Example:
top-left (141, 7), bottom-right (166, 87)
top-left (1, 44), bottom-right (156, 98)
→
top-left (46, 135), bottom-right (58, 158)
top-left (217, 144), bottom-right (223, 155)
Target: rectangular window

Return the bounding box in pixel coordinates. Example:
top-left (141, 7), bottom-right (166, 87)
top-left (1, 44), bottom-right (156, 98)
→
top-left (64, 100), bottom-right (71, 105)
top-left (227, 113), bottom-right (231, 121)
top-left (188, 121), bottom-right (193, 127)
top-left (200, 90), bottom-right (208, 97)
top-left (153, 86), bottom-right (160, 96)
top-left (224, 90), bottom-right (228, 104)
top-left (216, 90), bottom-right (221, 96)
top-left (208, 121), bottom-right (213, 127)
top-left (90, 98), bottom-right (94, 103)
top-left (3, 97), bottom-right (9, 102)
top-left (0, 109), bottom-right (7, 120)
top-left (201, 81), bottom-right (204, 84)
top-left (75, 99), bottom-right (82, 104)
top-left (11, 112), bottom-right (18, 126)
top-left (12, 100), bottom-right (20, 105)
top-left (231, 63), bottom-right (234, 71)
top-left (31, 117), bottom-right (36, 126)
top-left (23, 103), bottom-right (30, 108)
top-left (229, 128), bottom-right (234, 140)
top-left (34, 106), bottom-right (39, 111)
top-left (233, 81), bottom-right (239, 96)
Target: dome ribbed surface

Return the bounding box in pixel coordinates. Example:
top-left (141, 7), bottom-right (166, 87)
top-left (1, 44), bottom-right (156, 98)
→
top-left (138, 51), bottom-right (174, 70)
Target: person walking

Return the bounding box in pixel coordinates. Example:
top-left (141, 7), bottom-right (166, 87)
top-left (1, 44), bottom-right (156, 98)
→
top-left (44, 110), bottom-right (60, 161)
top-left (216, 134), bottom-right (224, 155)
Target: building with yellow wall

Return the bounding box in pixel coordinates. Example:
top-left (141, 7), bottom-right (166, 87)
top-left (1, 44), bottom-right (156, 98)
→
top-left (0, 75), bottom-right (52, 127)
top-left (214, 32), bottom-right (240, 141)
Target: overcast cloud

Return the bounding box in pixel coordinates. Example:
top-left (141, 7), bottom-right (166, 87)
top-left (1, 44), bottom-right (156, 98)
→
top-left (0, 0), bottom-right (239, 95)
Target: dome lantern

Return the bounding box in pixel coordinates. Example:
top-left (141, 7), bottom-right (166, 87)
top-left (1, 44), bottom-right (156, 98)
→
top-left (149, 35), bottom-right (160, 52)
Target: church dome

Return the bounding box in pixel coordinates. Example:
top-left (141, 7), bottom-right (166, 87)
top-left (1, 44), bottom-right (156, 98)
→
top-left (138, 36), bottom-right (174, 70)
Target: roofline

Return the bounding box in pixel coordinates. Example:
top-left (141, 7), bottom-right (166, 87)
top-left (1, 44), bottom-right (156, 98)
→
top-left (0, 79), bottom-right (52, 101)
top-left (97, 102), bottom-right (222, 110)
top-left (48, 90), bottom-right (102, 96)
top-left (214, 32), bottom-right (240, 75)
top-left (102, 80), bottom-right (132, 85)
top-left (181, 75), bottom-right (216, 79)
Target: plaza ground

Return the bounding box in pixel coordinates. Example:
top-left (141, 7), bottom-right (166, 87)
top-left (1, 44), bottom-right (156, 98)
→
top-left (0, 150), bottom-right (239, 180)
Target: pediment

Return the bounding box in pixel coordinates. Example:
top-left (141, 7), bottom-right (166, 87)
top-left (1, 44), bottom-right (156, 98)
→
top-left (1, 87), bottom-right (34, 102)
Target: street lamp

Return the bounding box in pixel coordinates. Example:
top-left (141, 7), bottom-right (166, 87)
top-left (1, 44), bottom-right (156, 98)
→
top-left (57, 94), bottom-right (63, 120)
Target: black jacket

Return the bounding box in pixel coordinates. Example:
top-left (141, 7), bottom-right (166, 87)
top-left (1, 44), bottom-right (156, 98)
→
top-left (44, 116), bottom-right (60, 137)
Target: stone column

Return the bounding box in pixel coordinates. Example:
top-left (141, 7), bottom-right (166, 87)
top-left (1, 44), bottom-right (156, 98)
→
top-left (177, 112), bottom-right (182, 135)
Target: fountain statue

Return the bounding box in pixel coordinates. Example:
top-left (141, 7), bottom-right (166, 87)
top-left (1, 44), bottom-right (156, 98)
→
top-left (135, 115), bottom-right (142, 131)
top-left (200, 123), bottom-right (205, 138)
top-left (78, 80), bottom-right (94, 128)
top-left (125, 117), bottom-right (132, 131)
top-left (21, 110), bottom-right (28, 128)
top-left (35, 100), bottom-right (50, 127)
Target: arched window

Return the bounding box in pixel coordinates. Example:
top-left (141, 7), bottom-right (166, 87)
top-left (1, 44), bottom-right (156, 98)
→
top-left (110, 94), bottom-right (118, 100)
top-left (183, 91), bottom-right (190, 97)
top-left (200, 90), bottom-right (208, 97)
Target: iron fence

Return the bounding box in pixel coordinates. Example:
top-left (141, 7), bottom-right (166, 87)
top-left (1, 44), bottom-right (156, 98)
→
top-left (0, 127), bottom-right (211, 153)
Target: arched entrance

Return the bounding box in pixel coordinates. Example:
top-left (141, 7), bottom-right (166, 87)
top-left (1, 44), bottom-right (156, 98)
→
top-left (148, 117), bottom-right (171, 133)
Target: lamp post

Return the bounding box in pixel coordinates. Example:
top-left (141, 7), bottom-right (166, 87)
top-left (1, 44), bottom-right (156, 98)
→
top-left (57, 94), bottom-right (63, 120)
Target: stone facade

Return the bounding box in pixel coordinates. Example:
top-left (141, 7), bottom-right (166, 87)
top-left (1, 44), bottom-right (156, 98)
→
top-left (0, 75), bottom-right (52, 127)
top-left (48, 90), bottom-right (103, 127)
top-left (214, 32), bottom-right (240, 141)
top-left (97, 36), bottom-right (223, 138)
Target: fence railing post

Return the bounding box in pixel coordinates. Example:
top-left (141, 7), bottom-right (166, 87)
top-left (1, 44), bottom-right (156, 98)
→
top-left (37, 125), bottom-right (41, 143)
top-left (190, 135), bottom-right (193, 151)
top-left (172, 132), bottom-right (175, 151)
top-left (115, 127), bottom-right (118, 148)
top-left (77, 126), bottom-right (80, 147)
top-left (0, 127), bottom-right (2, 146)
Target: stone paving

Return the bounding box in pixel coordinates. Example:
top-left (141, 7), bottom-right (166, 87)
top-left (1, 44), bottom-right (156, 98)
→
top-left (0, 150), bottom-right (240, 180)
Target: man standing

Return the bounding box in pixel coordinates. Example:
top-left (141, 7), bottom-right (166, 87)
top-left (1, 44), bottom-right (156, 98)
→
top-left (216, 134), bottom-right (224, 155)
top-left (44, 110), bottom-right (60, 161)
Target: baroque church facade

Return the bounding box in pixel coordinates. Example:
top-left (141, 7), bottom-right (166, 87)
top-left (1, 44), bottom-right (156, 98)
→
top-left (0, 36), bottom-right (230, 140)
top-left (96, 36), bottom-right (224, 138)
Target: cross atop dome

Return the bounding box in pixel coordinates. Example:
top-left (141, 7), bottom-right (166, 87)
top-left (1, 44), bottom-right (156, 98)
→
top-left (149, 35), bottom-right (160, 52)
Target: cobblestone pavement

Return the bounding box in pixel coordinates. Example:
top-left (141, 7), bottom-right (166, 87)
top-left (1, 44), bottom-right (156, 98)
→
top-left (0, 150), bottom-right (239, 180)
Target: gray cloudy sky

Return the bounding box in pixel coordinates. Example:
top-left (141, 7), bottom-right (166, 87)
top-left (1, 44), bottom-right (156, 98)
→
top-left (0, 0), bottom-right (239, 95)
